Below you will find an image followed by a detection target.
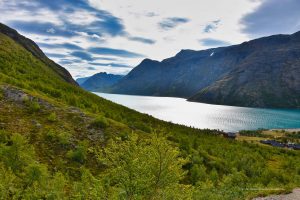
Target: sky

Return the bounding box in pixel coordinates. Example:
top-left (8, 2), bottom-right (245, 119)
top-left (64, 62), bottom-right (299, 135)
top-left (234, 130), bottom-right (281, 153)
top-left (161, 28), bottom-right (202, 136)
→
top-left (1, 0), bottom-right (300, 78)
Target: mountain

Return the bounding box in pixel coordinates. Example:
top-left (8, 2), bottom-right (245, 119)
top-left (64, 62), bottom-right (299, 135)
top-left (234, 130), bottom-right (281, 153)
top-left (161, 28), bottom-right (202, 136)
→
top-left (79, 72), bottom-right (123, 92)
top-left (0, 23), bottom-right (77, 86)
top-left (110, 50), bottom-right (234, 97)
top-left (76, 76), bottom-right (90, 85)
top-left (0, 23), bottom-right (299, 199)
top-left (111, 32), bottom-right (300, 108)
top-left (189, 32), bottom-right (300, 108)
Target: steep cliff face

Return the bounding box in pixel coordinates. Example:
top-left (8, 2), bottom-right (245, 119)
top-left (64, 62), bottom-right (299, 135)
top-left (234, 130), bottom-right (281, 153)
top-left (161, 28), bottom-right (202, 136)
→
top-left (189, 32), bottom-right (300, 108)
top-left (111, 31), bottom-right (300, 108)
top-left (110, 49), bottom-right (238, 97)
top-left (0, 23), bottom-right (77, 85)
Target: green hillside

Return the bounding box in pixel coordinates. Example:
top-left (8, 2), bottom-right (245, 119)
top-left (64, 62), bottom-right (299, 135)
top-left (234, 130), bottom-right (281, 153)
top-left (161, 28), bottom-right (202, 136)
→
top-left (0, 24), bottom-right (299, 199)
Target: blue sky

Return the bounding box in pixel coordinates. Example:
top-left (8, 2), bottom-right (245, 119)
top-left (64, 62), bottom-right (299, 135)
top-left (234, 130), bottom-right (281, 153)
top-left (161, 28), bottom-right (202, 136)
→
top-left (1, 0), bottom-right (300, 78)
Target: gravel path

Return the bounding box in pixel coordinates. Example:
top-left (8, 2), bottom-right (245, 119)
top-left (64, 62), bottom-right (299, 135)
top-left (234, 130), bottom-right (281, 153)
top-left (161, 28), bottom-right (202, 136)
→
top-left (253, 188), bottom-right (300, 200)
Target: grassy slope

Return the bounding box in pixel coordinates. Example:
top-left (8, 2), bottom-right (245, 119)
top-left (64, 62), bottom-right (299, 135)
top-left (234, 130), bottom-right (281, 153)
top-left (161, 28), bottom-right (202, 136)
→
top-left (0, 32), bottom-right (300, 199)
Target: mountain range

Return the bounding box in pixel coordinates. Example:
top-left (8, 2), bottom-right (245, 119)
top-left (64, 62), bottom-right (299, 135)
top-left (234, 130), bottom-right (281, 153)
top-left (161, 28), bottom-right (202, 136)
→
top-left (76, 76), bottom-right (90, 85)
top-left (109, 32), bottom-right (300, 108)
top-left (77, 72), bottom-right (123, 92)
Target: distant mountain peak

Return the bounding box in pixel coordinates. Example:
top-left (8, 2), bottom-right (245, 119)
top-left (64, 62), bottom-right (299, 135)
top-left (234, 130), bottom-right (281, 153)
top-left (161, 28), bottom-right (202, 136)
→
top-left (79, 72), bottom-right (124, 92)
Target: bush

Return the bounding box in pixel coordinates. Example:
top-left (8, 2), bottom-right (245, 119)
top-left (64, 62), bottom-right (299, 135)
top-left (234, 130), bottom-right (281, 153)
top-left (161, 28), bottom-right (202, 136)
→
top-left (0, 130), bottom-right (9, 143)
top-left (45, 129), bottom-right (56, 141)
top-left (57, 132), bottom-right (71, 146)
top-left (90, 116), bottom-right (109, 129)
top-left (67, 141), bottom-right (88, 164)
top-left (45, 130), bottom-right (71, 147)
top-left (47, 112), bottom-right (57, 122)
top-left (28, 100), bottom-right (41, 113)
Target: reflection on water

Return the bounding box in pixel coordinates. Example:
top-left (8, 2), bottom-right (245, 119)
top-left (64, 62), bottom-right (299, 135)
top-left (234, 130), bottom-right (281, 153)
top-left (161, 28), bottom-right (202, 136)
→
top-left (95, 92), bottom-right (300, 132)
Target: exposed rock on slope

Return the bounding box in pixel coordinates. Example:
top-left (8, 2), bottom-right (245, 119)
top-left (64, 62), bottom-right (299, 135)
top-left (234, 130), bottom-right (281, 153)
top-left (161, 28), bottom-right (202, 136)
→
top-left (189, 32), bottom-right (300, 108)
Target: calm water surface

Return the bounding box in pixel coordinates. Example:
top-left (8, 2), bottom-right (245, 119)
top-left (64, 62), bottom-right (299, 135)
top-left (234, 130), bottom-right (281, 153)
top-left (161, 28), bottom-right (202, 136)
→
top-left (95, 93), bottom-right (300, 132)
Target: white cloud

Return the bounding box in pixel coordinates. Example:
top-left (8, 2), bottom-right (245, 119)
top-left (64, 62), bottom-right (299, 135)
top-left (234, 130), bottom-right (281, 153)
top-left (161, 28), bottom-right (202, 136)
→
top-left (1, 0), bottom-right (266, 78)
top-left (88, 0), bottom-right (259, 62)
top-left (64, 9), bottom-right (100, 26)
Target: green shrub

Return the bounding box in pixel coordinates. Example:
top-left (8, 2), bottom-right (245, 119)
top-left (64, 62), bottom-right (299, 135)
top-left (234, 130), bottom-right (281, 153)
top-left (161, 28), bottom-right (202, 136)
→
top-left (0, 130), bottom-right (9, 143)
top-left (57, 132), bottom-right (71, 146)
top-left (47, 112), bottom-right (57, 122)
top-left (67, 141), bottom-right (88, 164)
top-left (90, 116), bottom-right (109, 129)
top-left (45, 129), bottom-right (56, 141)
top-left (28, 100), bottom-right (41, 113)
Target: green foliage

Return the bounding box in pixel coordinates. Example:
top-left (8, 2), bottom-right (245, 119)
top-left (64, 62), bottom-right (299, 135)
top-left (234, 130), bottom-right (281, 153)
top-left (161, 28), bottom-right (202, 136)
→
top-left (90, 116), bottom-right (109, 129)
top-left (24, 163), bottom-right (49, 188)
top-left (67, 140), bottom-right (88, 164)
top-left (71, 169), bottom-right (105, 199)
top-left (45, 129), bottom-right (56, 141)
top-left (0, 133), bottom-right (35, 172)
top-left (27, 100), bottom-right (41, 113)
top-left (286, 132), bottom-right (300, 139)
top-left (47, 112), bottom-right (57, 122)
top-left (97, 134), bottom-right (193, 199)
top-left (57, 132), bottom-right (71, 146)
top-left (239, 129), bottom-right (266, 137)
top-left (46, 130), bottom-right (71, 147)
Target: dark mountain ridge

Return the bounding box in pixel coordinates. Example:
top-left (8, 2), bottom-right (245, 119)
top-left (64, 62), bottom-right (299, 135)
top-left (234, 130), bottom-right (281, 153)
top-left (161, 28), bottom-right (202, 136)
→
top-left (0, 23), bottom-right (77, 85)
top-left (189, 32), bottom-right (300, 108)
top-left (76, 76), bottom-right (90, 85)
top-left (110, 31), bottom-right (300, 108)
top-left (79, 72), bottom-right (124, 92)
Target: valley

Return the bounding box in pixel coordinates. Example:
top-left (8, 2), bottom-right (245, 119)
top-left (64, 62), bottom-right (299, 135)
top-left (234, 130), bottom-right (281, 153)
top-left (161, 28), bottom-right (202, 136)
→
top-left (0, 23), bottom-right (299, 199)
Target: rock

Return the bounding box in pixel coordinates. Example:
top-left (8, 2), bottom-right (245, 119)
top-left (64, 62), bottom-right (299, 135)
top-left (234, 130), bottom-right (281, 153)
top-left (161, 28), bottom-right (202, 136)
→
top-left (32, 120), bottom-right (42, 129)
top-left (1, 85), bottom-right (53, 109)
top-left (1, 85), bottom-right (31, 102)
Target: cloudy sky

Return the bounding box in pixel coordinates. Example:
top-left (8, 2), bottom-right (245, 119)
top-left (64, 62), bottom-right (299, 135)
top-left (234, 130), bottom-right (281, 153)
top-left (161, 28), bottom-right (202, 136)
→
top-left (1, 0), bottom-right (300, 78)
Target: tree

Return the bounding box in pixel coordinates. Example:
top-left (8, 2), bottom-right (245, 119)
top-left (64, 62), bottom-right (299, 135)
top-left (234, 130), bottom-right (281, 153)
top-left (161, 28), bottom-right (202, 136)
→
top-left (97, 134), bottom-right (193, 199)
top-left (0, 133), bottom-right (35, 172)
top-left (71, 168), bottom-right (105, 200)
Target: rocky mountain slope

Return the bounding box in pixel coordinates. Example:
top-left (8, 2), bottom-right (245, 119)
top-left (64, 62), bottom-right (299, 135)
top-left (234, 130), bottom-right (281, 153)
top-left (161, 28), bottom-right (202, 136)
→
top-left (111, 32), bottom-right (300, 108)
top-left (0, 23), bottom-right (77, 85)
top-left (79, 72), bottom-right (123, 92)
top-left (189, 32), bottom-right (300, 108)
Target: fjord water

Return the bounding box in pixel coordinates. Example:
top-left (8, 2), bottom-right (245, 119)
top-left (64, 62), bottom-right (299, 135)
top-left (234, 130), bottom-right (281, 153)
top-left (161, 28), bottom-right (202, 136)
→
top-left (95, 93), bottom-right (300, 132)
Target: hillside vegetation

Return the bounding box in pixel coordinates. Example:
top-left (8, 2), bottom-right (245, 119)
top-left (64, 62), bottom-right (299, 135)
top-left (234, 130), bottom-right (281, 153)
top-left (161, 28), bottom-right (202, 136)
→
top-left (0, 24), bottom-right (300, 199)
